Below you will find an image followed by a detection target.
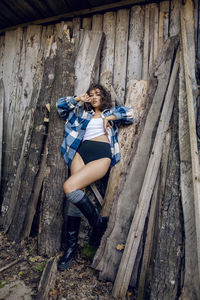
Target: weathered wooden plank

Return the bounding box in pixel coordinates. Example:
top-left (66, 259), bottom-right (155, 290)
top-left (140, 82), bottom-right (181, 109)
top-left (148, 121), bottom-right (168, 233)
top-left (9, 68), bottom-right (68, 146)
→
top-left (38, 32), bottom-right (75, 257)
top-left (153, 4), bottom-right (159, 68)
top-left (37, 257), bottom-right (57, 300)
top-left (127, 6), bottom-right (144, 82)
top-left (101, 79), bottom-right (149, 216)
top-left (2, 28), bottom-right (23, 182)
top-left (72, 17), bottom-right (81, 53)
top-left (142, 5), bottom-right (150, 80)
top-left (113, 9), bottom-right (129, 103)
top-left (150, 83), bottom-right (183, 300)
top-left (74, 30), bottom-right (104, 96)
top-left (1, 25), bottom-right (46, 227)
top-left (93, 36), bottom-right (179, 283)
top-left (180, 0), bottom-right (200, 291)
top-left (137, 130), bottom-right (171, 300)
top-left (92, 15), bottom-right (103, 83)
top-left (92, 14), bottom-right (103, 31)
top-left (4, 35), bottom-right (58, 239)
top-left (178, 50), bottom-right (200, 300)
top-left (82, 17), bottom-right (92, 30)
top-left (169, 0), bottom-right (181, 37)
top-left (0, 79), bottom-right (4, 189)
top-left (100, 11), bottom-right (116, 90)
top-left (137, 171), bottom-right (160, 300)
top-left (161, 1), bottom-right (169, 43)
top-left (112, 47), bottom-right (179, 298)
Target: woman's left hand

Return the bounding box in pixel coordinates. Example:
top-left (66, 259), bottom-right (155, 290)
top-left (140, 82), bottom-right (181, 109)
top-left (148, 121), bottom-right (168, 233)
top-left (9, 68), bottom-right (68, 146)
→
top-left (103, 118), bottom-right (112, 135)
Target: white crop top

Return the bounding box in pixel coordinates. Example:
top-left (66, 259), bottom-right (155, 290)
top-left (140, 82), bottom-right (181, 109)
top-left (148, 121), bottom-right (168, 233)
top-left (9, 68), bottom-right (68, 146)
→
top-left (83, 118), bottom-right (111, 142)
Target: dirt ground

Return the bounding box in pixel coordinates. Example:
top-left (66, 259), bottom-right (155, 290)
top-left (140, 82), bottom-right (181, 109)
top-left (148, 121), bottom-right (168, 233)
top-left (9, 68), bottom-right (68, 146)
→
top-left (0, 230), bottom-right (135, 300)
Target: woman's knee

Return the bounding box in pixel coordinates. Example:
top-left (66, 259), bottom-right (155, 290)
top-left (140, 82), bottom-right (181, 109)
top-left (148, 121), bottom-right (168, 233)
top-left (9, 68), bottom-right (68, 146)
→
top-left (63, 179), bottom-right (76, 194)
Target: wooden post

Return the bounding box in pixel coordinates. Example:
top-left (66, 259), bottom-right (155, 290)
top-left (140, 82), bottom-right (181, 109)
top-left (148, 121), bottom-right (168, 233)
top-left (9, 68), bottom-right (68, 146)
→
top-left (142, 5), bottom-right (150, 80)
top-left (113, 9), bottom-right (129, 104)
top-left (82, 17), bottom-right (92, 30)
top-left (127, 6), bottom-right (144, 82)
top-left (101, 79), bottom-right (149, 216)
top-left (100, 11), bottom-right (116, 90)
top-left (37, 257), bottom-right (57, 300)
top-left (178, 49), bottom-right (200, 299)
top-left (74, 30), bottom-right (104, 96)
top-left (137, 130), bottom-right (171, 299)
top-left (92, 14), bottom-right (103, 31)
top-left (0, 79), bottom-right (4, 189)
top-left (112, 47), bottom-right (179, 298)
top-left (180, 0), bottom-right (200, 292)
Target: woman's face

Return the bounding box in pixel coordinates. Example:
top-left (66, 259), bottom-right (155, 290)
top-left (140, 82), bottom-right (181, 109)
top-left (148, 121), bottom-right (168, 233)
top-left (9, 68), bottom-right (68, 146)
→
top-left (89, 88), bottom-right (102, 109)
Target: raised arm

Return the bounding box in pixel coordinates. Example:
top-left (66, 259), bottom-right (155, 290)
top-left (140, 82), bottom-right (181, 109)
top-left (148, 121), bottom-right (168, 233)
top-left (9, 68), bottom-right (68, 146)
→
top-left (56, 94), bottom-right (91, 120)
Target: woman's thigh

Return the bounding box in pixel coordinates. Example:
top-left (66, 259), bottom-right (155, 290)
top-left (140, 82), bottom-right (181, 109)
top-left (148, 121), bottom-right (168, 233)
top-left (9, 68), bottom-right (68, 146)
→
top-left (63, 158), bottom-right (111, 194)
top-left (70, 152), bottom-right (85, 175)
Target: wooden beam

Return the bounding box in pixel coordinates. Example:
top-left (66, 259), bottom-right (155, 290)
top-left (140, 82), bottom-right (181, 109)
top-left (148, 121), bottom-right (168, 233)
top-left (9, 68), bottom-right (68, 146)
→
top-left (0, 1), bottom-right (167, 34)
top-left (0, 79), bottom-right (4, 189)
top-left (37, 257), bottom-right (57, 300)
top-left (142, 5), bottom-right (150, 80)
top-left (178, 49), bottom-right (200, 299)
top-left (74, 30), bottom-right (104, 95)
top-left (180, 0), bottom-right (200, 289)
top-left (100, 11), bottom-right (116, 91)
top-left (112, 47), bottom-right (179, 298)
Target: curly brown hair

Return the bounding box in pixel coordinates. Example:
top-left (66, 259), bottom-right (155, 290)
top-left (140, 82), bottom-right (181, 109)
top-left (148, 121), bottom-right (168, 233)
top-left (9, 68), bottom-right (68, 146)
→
top-left (84, 84), bottom-right (112, 111)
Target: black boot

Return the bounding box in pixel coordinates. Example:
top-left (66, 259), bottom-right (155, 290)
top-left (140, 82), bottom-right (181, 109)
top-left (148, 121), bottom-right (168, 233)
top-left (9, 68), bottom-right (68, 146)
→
top-left (75, 195), bottom-right (108, 247)
top-left (58, 216), bottom-right (81, 271)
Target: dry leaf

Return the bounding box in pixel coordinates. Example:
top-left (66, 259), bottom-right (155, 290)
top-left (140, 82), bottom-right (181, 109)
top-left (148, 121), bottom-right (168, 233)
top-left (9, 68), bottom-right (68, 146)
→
top-left (116, 244), bottom-right (125, 251)
top-left (45, 103), bottom-right (51, 112)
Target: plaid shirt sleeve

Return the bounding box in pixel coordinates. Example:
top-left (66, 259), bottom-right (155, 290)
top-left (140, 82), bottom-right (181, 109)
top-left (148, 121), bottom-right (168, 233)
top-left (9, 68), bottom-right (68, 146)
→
top-left (56, 96), bottom-right (78, 120)
top-left (110, 106), bottom-right (134, 125)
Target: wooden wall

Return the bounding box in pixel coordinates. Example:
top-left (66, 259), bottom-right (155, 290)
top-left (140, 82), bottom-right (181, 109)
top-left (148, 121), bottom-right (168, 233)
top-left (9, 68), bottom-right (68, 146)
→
top-left (0, 0), bottom-right (199, 299)
top-left (0, 0), bottom-right (181, 193)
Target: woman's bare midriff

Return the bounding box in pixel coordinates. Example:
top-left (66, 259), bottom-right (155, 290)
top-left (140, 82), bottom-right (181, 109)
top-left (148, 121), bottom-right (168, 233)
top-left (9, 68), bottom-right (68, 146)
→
top-left (90, 134), bottom-right (110, 143)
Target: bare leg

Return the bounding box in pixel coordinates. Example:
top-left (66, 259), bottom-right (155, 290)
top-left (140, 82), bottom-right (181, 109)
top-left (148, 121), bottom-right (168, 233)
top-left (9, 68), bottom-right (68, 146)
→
top-left (63, 158), bottom-right (111, 194)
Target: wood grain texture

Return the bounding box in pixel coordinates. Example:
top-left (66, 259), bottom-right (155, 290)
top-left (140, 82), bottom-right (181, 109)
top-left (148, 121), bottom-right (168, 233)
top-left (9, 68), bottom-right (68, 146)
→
top-left (112, 47), bottom-right (179, 298)
top-left (74, 30), bottom-right (104, 96)
top-left (100, 11), bottom-right (116, 91)
top-left (92, 36), bottom-right (179, 284)
top-left (127, 6), bottom-right (144, 82)
top-left (113, 9), bottom-right (129, 103)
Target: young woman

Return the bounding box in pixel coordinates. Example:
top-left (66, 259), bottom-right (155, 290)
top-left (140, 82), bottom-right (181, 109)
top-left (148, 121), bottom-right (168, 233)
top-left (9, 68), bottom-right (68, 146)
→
top-left (56, 84), bottom-right (133, 271)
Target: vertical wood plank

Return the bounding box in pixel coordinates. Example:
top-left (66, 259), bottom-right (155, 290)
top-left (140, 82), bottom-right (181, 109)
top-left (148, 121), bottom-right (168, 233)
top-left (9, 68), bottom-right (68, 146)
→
top-left (178, 49), bottom-right (200, 299)
top-left (100, 11), bottom-right (116, 91)
top-left (82, 17), bottom-right (92, 30)
top-left (180, 0), bottom-right (200, 287)
top-left (0, 80), bottom-right (4, 188)
top-left (142, 5), bottom-right (150, 80)
top-left (74, 30), bottom-right (104, 95)
top-left (113, 9), bottom-right (129, 104)
top-left (92, 14), bottom-right (103, 83)
top-left (92, 14), bottom-right (103, 31)
top-left (169, 0), bottom-right (181, 37)
top-left (160, 1), bottom-right (169, 42)
top-left (72, 17), bottom-right (81, 53)
top-left (127, 6), bottom-right (144, 82)
top-left (137, 131), bottom-right (171, 300)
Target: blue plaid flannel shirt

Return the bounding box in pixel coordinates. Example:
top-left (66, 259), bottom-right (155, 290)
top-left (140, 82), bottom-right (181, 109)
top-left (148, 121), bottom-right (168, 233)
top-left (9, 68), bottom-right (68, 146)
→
top-left (56, 96), bottom-right (134, 168)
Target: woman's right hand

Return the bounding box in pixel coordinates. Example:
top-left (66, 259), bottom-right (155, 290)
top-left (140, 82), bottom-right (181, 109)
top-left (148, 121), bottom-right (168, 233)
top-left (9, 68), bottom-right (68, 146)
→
top-left (75, 94), bottom-right (91, 103)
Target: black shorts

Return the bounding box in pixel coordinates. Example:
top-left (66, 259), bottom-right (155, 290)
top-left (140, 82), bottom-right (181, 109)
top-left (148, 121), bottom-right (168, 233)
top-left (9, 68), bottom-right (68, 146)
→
top-left (77, 140), bottom-right (112, 164)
